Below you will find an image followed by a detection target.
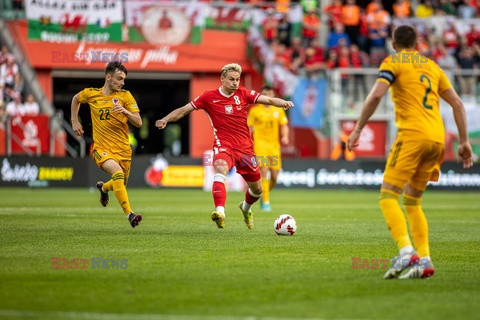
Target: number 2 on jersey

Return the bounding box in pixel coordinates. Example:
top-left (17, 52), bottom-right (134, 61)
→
top-left (420, 74), bottom-right (433, 110)
top-left (99, 108), bottom-right (110, 120)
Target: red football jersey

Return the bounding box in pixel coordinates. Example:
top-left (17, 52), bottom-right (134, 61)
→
top-left (191, 86), bottom-right (260, 152)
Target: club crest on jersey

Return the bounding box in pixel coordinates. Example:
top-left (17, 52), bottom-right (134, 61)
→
top-left (225, 105), bottom-right (233, 114)
top-left (112, 98), bottom-right (120, 106)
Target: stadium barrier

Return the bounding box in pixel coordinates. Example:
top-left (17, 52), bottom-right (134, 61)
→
top-left (1, 155), bottom-right (478, 190)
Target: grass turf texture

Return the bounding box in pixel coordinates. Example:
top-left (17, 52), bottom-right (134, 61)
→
top-left (0, 188), bottom-right (478, 320)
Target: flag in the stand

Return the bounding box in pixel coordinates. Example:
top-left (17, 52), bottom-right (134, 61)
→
top-left (290, 77), bottom-right (327, 129)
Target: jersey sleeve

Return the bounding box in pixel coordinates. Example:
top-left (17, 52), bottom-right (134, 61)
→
top-left (77, 88), bottom-right (90, 104)
top-left (438, 69), bottom-right (453, 94)
top-left (244, 88), bottom-right (261, 104)
top-left (377, 57), bottom-right (396, 86)
top-left (279, 108), bottom-right (288, 125)
top-left (124, 91), bottom-right (139, 113)
top-left (190, 91), bottom-right (208, 110)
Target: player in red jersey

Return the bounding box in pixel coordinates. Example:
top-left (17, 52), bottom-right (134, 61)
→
top-left (155, 63), bottom-right (294, 229)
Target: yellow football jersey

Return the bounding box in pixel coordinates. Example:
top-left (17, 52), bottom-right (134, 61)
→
top-left (248, 104), bottom-right (288, 150)
top-left (78, 88), bottom-right (139, 157)
top-left (377, 50), bottom-right (452, 144)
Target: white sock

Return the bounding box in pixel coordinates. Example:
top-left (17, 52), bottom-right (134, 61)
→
top-left (241, 201), bottom-right (251, 213)
top-left (215, 206), bottom-right (225, 216)
top-left (399, 245), bottom-right (414, 256)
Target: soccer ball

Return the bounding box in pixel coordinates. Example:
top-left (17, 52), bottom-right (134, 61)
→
top-left (273, 214), bottom-right (297, 236)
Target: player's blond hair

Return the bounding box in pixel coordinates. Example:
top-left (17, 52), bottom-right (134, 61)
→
top-left (221, 63), bottom-right (242, 78)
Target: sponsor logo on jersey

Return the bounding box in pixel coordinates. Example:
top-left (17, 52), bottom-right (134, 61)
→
top-left (250, 90), bottom-right (255, 95)
top-left (213, 100), bottom-right (221, 103)
top-left (225, 105), bottom-right (233, 114)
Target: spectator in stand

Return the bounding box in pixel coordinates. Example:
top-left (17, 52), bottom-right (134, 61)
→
top-left (465, 24), bottom-right (480, 47)
top-left (416, 34), bottom-right (431, 56)
top-left (23, 93), bottom-right (40, 116)
top-left (0, 55), bottom-right (20, 102)
top-left (456, 46), bottom-right (478, 96)
top-left (326, 49), bottom-right (338, 69)
top-left (439, 0), bottom-right (457, 15)
top-left (393, 0), bottom-right (411, 18)
top-left (367, 4), bottom-right (390, 57)
top-left (273, 43), bottom-right (292, 68)
top-left (436, 43), bottom-right (458, 82)
top-left (263, 10), bottom-right (278, 45)
top-left (0, 45), bottom-right (10, 65)
top-left (328, 23), bottom-right (350, 49)
top-left (350, 44), bottom-right (368, 101)
top-left (5, 91), bottom-right (24, 117)
top-left (457, 0), bottom-right (478, 18)
top-left (341, 0), bottom-right (361, 46)
top-left (288, 37), bottom-right (306, 74)
top-left (415, 0), bottom-right (435, 17)
top-left (301, 8), bottom-right (320, 48)
top-left (366, 0), bottom-right (382, 15)
top-left (277, 13), bottom-right (291, 47)
top-left (304, 46), bottom-right (324, 78)
top-left (338, 45), bottom-right (352, 108)
top-left (443, 21), bottom-right (460, 54)
top-left (358, 9), bottom-right (369, 52)
top-left (324, 0), bottom-right (342, 30)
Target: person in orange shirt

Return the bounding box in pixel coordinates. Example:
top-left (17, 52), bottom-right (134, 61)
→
top-left (393, 0), bottom-right (411, 18)
top-left (341, 0), bottom-right (361, 46)
top-left (366, 0), bottom-right (382, 15)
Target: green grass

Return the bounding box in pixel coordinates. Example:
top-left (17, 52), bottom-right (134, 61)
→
top-left (0, 188), bottom-right (479, 320)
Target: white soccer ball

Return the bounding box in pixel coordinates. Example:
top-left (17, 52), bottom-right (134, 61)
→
top-left (273, 214), bottom-right (297, 236)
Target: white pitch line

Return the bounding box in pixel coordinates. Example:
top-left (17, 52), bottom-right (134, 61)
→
top-left (0, 309), bottom-right (373, 320)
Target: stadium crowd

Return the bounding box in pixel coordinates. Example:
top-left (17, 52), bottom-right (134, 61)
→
top-left (0, 44), bottom-right (39, 121)
top-left (257, 0), bottom-right (480, 97)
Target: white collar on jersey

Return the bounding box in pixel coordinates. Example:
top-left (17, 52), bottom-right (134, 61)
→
top-left (218, 86), bottom-right (235, 98)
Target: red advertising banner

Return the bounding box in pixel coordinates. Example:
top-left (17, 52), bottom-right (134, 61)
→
top-left (10, 115), bottom-right (50, 154)
top-left (341, 120), bottom-right (387, 158)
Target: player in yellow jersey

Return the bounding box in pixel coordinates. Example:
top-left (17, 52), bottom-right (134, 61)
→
top-left (71, 61), bottom-right (143, 228)
top-left (248, 85), bottom-right (289, 211)
top-left (347, 25), bottom-right (473, 279)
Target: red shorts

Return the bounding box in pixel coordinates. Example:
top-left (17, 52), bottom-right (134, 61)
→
top-left (213, 146), bottom-right (261, 182)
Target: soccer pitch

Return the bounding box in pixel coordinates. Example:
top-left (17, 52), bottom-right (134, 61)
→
top-left (0, 188), bottom-right (478, 320)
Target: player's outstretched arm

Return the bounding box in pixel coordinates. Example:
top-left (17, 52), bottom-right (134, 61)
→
top-left (347, 81), bottom-right (389, 151)
top-left (257, 95), bottom-right (294, 110)
top-left (155, 103), bottom-right (195, 130)
top-left (71, 93), bottom-right (84, 137)
top-left (440, 88), bottom-right (474, 168)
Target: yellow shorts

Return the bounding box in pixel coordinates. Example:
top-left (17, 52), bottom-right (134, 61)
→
top-left (383, 139), bottom-right (445, 191)
top-left (254, 145), bottom-right (282, 170)
top-left (91, 147), bottom-right (132, 182)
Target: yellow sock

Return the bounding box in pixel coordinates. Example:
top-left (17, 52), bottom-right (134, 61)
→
top-left (112, 171), bottom-right (132, 215)
top-left (404, 195), bottom-right (430, 257)
top-left (379, 189), bottom-right (412, 250)
top-left (102, 180), bottom-right (113, 192)
top-left (261, 178), bottom-right (270, 203)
